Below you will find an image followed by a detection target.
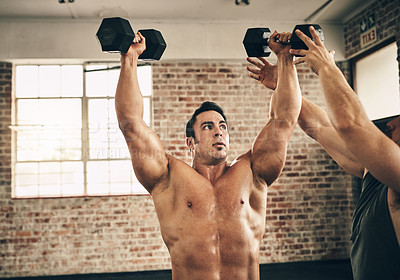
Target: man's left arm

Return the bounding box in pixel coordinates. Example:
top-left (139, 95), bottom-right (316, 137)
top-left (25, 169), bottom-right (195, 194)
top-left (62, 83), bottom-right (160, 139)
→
top-left (249, 32), bottom-right (302, 186)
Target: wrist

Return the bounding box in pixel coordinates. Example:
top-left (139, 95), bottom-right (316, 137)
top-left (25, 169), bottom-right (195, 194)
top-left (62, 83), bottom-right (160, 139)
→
top-left (317, 63), bottom-right (338, 76)
top-left (277, 55), bottom-right (294, 69)
top-left (121, 54), bottom-right (139, 67)
top-left (277, 54), bottom-right (294, 64)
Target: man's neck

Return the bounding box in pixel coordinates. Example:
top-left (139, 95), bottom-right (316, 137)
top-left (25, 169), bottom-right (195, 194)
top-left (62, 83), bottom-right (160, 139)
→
top-left (192, 160), bottom-right (228, 185)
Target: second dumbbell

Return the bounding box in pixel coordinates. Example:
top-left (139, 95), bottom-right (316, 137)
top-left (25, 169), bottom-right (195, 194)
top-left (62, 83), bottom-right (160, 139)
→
top-left (243, 24), bottom-right (324, 57)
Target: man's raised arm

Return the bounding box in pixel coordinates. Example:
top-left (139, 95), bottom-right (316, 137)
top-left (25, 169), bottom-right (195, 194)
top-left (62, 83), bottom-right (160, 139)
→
top-left (247, 31), bottom-right (301, 186)
top-left (115, 32), bottom-right (168, 193)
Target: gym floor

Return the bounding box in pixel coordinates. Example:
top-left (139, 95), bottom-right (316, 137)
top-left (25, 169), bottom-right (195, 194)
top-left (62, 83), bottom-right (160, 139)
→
top-left (2, 259), bottom-right (353, 280)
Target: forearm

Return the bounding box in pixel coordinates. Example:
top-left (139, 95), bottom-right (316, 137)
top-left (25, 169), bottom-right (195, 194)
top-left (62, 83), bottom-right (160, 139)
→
top-left (298, 97), bottom-right (331, 140)
top-left (318, 64), bottom-right (368, 130)
top-left (115, 56), bottom-right (144, 127)
top-left (270, 55), bottom-right (301, 125)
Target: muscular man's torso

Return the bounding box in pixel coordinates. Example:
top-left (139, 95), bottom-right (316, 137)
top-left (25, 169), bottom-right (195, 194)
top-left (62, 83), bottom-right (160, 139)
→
top-left (151, 152), bottom-right (267, 280)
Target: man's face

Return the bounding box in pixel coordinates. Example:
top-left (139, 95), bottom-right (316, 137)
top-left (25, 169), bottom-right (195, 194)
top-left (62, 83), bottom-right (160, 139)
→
top-left (188, 111), bottom-right (230, 163)
top-left (386, 116), bottom-right (400, 146)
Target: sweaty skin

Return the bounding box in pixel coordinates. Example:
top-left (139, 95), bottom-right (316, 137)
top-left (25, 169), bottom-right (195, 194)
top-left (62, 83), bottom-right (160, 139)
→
top-left (151, 111), bottom-right (268, 280)
top-left (115, 31), bottom-right (300, 280)
top-left (152, 153), bottom-right (267, 280)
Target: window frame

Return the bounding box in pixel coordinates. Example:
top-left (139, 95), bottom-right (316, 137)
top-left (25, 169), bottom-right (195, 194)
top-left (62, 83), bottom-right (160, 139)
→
top-left (350, 37), bottom-right (400, 120)
top-left (12, 61), bottom-right (152, 199)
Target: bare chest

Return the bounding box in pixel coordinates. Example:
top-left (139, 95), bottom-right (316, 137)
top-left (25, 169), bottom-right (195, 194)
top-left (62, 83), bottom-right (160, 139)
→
top-left (152, 159), bottom-right (268, 274)
top-left (152, 159), bottom-right (268, 236)
top-left (177, 163), bottom-right (265, 215)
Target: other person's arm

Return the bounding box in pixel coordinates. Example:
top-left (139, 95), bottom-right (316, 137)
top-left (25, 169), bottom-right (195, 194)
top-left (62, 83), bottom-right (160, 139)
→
top-left (291, 26), bottom-right (400, 192)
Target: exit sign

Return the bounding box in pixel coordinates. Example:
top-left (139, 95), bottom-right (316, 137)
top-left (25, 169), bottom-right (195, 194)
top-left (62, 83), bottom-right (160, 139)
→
top-left (360, 14), bottom-right (377, 48)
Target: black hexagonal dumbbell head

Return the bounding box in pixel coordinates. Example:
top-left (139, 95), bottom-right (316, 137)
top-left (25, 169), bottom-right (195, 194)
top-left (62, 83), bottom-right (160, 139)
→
top-left (243, 27), bottom-right (272, 57)
top-left (96, 17), bottom-right (167, 61)
top-left (96, 17), bottom-right (135, 53)
top-left (137, 29), bottom-right (167, 61)
top-left (290, 24), bottom-right (324, 50)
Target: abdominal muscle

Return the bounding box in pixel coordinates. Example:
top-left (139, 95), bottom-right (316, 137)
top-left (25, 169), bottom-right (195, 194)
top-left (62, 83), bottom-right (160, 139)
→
top-left (159, 206), bottom-right (263, 280)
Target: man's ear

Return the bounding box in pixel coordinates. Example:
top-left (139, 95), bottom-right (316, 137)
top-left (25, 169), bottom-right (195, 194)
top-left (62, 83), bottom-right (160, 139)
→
top-left (186, 137), bottom-right (194, 149)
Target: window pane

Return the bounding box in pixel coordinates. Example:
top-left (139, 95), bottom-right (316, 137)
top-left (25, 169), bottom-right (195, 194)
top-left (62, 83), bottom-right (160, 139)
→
top-left (17, 99), bottom-right (43, 161)
top-left (88, 99), bottom-right (128, 160)
top-left (17, 99), bottom-right (40, 126)
top-left (14, 184), bottom-right (39, 198)
top-left (87, 161), bottom-right (110, 195)
top-left (61, 138), bottom-right (81, 160)
top-left (16, 162), bottom-right (39, 174)
top-left (109, 160), bottom-right (131, 183)
top-left (61, 162), bottom-right (84, 196)
top-left (86, 67), bottom-right (109, 97)
top-left (17, 99), bottom-right (82, 161)
top-left (39, 66), bottom-right (61, 97)
top-left (17, 129), bottom-right (41, 161)
top-left (86, 160), bottom-right (148, 195)
top-left (138, 65), bottom-right (152, 97)
top-left (14, 162), bottom-right (39, 197)
top-left (38, 162), bottom-right (62, 197)
top-left (109, 160), bottom-right (148, 194)
top-left (61, 65), bottom-right (83, 97)
top-left (88, 99), bottom-right (109, 159)
top-left (143, 97), bottom-right (151, 126)
top-left (16, 66), bottom-right (39, 98)
top-left (108, 99), bottom-right (129, 159)
top-left (86, 65), bottom-right (120, 97)
top-left (108, 69), bottom-right (120, 97)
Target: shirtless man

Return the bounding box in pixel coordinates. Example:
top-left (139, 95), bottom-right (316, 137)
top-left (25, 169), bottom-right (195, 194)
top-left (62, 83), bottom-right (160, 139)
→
top-left (247, 27), bottom-right (400, 280)
top-left (115, 30), bottom-right (301, 280)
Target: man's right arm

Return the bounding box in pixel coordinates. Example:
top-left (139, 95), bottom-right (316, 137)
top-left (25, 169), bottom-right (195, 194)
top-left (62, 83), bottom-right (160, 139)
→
top-left (299, 97), bottom-right (364, 178)
top-left (115, 32), bottom-right (169, 194)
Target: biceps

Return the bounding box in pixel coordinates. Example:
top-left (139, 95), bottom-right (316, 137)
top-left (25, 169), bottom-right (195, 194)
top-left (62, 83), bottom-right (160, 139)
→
top-left (252, 142), bottom-right (287, 186)
top-left (251, 121), bottom-right (295, 184)
top-left (124, 123), bottom-right (169, 190)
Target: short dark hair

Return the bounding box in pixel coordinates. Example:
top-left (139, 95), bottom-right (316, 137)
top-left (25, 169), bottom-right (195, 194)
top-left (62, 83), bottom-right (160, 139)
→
top-left (186, 101), bottom-right (227, 138)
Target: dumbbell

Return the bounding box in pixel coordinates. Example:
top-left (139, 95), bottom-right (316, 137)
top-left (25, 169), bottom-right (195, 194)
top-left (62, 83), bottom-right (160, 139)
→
top-left (243, 24), bottom-right (324, 57)
top-left (96, 17), bottom-right (167, 60)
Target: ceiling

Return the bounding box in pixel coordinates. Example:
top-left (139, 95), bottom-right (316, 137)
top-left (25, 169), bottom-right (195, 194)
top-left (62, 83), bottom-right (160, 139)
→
top-left (0, 0), bottom-right (371, 24)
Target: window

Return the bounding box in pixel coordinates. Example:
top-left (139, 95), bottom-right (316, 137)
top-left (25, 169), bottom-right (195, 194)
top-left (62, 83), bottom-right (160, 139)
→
top-left (354, 41), bottom-right (400, 120)
top-left (13, 63), bottom-right (151, 198)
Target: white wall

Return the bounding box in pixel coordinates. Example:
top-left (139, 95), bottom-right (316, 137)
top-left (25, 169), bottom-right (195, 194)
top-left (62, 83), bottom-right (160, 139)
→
top-left (0, 18), bottom-right (345, 62)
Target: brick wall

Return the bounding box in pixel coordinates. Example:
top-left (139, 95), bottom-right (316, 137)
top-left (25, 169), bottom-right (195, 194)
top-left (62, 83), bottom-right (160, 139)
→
top-left (0, 60), bottom-right (354, 277)
top-left (0, 62), bottom-right (12, 195)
